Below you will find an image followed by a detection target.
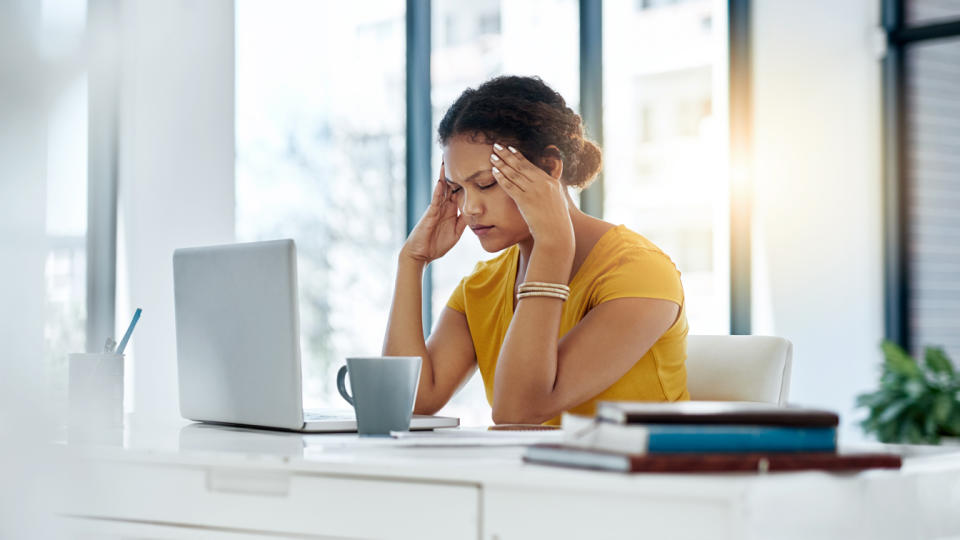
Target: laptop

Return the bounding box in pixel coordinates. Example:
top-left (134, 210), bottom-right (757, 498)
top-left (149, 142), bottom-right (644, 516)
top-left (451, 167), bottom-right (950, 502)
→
top-left (172, 238), bottom-right (459, 433)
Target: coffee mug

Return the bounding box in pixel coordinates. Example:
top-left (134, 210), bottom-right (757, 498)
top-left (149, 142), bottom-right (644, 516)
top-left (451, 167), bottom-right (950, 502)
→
top-left (336, 356), bottom-right (422, 436)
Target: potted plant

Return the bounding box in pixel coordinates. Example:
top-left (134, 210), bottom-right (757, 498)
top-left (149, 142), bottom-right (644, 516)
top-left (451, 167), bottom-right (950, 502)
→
top-left (856, 341), bottom-right (960, 444)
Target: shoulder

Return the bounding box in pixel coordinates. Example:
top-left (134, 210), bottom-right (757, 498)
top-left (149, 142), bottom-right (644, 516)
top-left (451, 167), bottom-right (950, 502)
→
top-left (596, 225), bottom-right (679, 270)
top-left (586, 225), bottom-right (684, 304)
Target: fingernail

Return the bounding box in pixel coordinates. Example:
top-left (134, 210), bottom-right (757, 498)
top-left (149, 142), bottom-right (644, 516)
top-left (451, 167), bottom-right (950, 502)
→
top-left (490, 153), bottom-right (500, 162)
top-left (492, 166), bottom-right (500, 175)
top-left (507, 146), bottom-right (517, 153)
top-left (493, 143), bottom-right (504, 150)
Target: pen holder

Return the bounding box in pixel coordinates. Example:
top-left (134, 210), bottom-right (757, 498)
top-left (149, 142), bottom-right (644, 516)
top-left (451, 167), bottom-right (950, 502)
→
top-left (68, 352), bottom-right (124, 443)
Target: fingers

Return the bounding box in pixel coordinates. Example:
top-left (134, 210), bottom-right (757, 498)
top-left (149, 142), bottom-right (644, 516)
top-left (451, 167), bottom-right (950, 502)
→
top-left (454, 210), bottom-right (468, 237)
top-left (492, 166), bottom-right (523, 194)
top-left (430, 177), bottom-right (445, 208)
top-left (491, 143), bottom-right (537, 186)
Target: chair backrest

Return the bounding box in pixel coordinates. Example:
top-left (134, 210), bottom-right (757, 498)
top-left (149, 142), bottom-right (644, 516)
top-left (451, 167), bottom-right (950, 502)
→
top-left (685, 335), bottom-right (793, 405)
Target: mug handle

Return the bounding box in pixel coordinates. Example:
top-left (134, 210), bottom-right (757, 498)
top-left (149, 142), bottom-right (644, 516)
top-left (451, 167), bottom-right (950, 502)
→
top-left (336, 365), bottom-right (354, 407)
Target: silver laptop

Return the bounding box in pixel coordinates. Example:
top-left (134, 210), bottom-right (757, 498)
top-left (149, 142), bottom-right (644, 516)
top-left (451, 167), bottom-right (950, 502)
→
top-left (172, 239), bottom-right (459, 432)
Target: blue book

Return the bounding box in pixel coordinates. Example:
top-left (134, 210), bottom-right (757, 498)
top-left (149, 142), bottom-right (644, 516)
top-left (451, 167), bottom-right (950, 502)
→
top-left (561, 414), bottom-right (838, 454)
top-left (644, 424), bottom-right (837, 453)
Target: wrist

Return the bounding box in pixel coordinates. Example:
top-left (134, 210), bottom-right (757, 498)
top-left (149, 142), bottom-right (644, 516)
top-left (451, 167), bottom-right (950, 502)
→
top-left (531, 237), bottom-right (575, 259)
top-left (398, 250), bottom-right (429, 270)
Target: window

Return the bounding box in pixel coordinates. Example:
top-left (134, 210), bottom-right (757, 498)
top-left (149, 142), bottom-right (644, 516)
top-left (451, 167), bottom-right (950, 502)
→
top-left (43, 0), bottom-right (89, 418)
top-left (906, 0), bottom-right (960, 25)
top-left (235, 0), bottom-right (406, 409)
top-left (904, 36), bottom-right (960, 360)
top-left (234, 0), bottom-right (740, 423)
top-left (429, 0), bottom-right (579, 425)
top-left (603, 0), bottom-right (730, 334)
top-left (884, 1), bottom-right (960, 360)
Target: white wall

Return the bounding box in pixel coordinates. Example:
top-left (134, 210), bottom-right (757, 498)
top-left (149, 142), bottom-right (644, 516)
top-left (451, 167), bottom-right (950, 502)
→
top-left (751, 0), bottom-right (883, 438)
top-left (118, 0), bottom-right (235, 421)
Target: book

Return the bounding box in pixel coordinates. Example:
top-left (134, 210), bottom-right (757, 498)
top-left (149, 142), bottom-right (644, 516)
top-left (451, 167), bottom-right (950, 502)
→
top-left (562, 414), bottom-right (837, 454)
top-left (524, 444), bottom-right (902, 473)
top-left (596, 401), bottom-right (839, 428)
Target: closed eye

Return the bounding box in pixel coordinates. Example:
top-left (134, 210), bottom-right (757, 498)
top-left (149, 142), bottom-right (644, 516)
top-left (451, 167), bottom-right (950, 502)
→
top-left (477, 182), bottom-right (496, 190)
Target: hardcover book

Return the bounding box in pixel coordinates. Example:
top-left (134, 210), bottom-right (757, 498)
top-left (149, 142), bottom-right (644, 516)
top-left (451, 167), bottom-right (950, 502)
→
top-left (524, 444), bottom-right (902, 473)
top-left (596, 401), bottom-right (839, 428)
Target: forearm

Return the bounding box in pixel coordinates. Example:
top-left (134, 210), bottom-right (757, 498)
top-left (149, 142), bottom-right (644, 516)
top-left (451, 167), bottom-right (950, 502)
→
top-left (382, 256), bottom-right (435, 407)
top-left (492, 242), bottom-right (574, 423)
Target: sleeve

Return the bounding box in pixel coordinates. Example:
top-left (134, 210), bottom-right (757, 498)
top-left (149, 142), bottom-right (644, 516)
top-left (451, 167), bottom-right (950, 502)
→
top-left (593, 249), bottom-right (684, 306)
top-left (446, 276), bottom-right (467, 313)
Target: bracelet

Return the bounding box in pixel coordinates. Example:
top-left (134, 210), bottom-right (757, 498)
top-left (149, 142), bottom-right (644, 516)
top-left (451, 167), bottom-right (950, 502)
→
top-left (517, 286), bottom-right (571, 295)
top-left (517, 291), bottom-right (569, 301)
top-left (518, 281), bottom-right (570, 293)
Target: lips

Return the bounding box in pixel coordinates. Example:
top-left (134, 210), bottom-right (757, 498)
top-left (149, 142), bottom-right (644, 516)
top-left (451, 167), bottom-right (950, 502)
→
top-left (471, 225), bottom-right (494, 237)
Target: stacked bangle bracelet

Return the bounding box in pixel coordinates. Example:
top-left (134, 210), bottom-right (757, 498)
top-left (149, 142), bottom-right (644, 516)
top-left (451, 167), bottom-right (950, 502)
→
top-left (516, 281), bottom-right (571, 302)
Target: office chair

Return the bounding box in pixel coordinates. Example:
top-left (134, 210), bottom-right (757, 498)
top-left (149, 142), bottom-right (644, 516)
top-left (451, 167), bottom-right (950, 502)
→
top-left (684, 335), bottom-right (793, 405)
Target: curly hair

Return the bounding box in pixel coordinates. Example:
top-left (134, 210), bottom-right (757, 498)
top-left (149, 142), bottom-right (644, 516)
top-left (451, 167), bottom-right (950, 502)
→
top-left (437, 75), bottom-right (603, 189)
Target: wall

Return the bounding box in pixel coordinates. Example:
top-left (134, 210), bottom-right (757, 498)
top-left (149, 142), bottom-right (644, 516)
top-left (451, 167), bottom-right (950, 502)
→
top-left (118, 0), bottom-right (235, 421)
top-left (751, 0), bottom-right (884, 438)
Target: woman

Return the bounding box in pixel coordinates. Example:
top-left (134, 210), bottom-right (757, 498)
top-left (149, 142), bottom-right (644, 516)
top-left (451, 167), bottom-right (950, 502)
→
top-left (383, 76), bottom-right (689, 426)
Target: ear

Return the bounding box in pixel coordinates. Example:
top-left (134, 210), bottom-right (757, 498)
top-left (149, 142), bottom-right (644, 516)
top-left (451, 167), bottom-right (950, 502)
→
top-left (539, 145), bottom-right (564, 180)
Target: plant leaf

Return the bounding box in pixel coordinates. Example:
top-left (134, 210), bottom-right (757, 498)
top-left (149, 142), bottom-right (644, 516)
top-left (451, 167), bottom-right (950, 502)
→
top-left (904, 379), bottom-right (927, 398)
top-left (878, 397), bottom-right (913, 424)
top-left (881, 341), bottom-right (923, 379)
top-left (924, 346), bottom-right (955, 377)
top-left (856, 391), bottom-right (894, 409)
top-left (944, 408), bottom-right (960, 437)
top-left (932, 393), bottom-right (953, 425)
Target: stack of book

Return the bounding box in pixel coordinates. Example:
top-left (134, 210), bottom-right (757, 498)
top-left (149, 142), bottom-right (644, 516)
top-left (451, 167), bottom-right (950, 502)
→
top-left (523, 401), bottom-right (902, 473)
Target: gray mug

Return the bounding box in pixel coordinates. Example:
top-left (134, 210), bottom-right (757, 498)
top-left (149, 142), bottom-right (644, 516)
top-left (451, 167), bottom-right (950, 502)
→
top-left (336, 356), bottom-right (422, 436)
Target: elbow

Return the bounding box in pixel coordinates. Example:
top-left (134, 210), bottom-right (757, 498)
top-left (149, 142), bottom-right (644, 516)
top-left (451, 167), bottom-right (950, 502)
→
top-left (491, 400), bottom-right (552, 425)
top-left (413, 395), bottom-right (444, 417)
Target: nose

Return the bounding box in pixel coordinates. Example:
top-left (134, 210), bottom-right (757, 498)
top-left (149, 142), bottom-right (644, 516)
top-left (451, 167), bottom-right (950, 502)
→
top-left (461, 190), bottom-right (483, 217)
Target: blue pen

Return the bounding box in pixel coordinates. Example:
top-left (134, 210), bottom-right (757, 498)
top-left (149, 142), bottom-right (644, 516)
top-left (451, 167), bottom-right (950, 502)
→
top-left (115, 308), bottom-right (142, 355)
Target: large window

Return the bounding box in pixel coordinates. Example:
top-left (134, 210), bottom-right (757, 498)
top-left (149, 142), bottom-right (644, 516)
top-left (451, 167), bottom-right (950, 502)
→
top-left (236, 0), bottom-right (406, 409)
top-left (43, 1), bottom-right (89, 418)
top-left (429, 0), bottom-right (579, 425)
top-left (236, 0), bottom-right (735, 422)
top-left (885, 0), bottom-right (960, 361)
top-left (905, 37), bottom-right (960, 360)
top-left (603, 0), bottom-right (730, 334)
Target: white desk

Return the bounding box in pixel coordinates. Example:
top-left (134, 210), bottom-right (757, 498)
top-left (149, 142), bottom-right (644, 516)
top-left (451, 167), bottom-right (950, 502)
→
top-left (56, 419), bottom-right (960, 540)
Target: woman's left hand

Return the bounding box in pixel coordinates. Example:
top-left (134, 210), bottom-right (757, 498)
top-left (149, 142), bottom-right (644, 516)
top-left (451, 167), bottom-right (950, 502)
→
top-left (490, 143), bottom-right (575, 253)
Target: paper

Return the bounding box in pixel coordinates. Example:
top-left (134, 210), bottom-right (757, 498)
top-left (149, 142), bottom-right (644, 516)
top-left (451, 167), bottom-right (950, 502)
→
top-left (388, 427), bottom-right (566, 447)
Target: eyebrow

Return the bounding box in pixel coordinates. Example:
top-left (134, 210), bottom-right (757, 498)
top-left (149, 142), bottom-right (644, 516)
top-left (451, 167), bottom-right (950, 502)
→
top-left (444, 169), bottom-right (493, 185)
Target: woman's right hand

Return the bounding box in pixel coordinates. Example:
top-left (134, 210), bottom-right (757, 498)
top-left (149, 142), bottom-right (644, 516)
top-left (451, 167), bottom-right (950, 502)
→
top-left (400, 162), bottom-right (467, 264)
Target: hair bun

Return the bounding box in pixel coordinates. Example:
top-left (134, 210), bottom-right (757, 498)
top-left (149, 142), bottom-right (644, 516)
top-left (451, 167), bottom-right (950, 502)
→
top-left (569, 138), bottom-right (602, 188)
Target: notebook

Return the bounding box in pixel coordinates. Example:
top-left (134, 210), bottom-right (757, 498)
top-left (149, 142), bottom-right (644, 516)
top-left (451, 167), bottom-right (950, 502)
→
top-left (596, 401), bottom-right (839, 428)
top-left (524, 444), bottom-right (902, 473)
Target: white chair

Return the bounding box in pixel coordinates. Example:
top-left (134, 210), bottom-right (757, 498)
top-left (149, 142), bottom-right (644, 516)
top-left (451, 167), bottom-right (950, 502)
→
top-left (685, 335), bottom-right (793, 405)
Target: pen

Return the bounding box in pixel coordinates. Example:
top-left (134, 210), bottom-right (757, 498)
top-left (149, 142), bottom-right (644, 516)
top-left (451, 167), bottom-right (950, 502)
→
top-left (115, 308), bottom-right (142, 355)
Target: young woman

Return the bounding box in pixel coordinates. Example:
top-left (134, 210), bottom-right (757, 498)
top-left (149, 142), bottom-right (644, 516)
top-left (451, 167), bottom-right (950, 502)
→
top-left (383, 76), bottom-right (689, 426)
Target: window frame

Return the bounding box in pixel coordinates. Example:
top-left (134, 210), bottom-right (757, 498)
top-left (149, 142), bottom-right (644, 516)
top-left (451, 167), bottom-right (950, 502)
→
top-left (881, 0), bottom-right (960, 350)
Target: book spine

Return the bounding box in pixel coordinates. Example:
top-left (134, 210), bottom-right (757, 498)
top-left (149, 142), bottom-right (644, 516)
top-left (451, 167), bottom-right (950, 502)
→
top-left (645, 426), bottom-right (837, 453)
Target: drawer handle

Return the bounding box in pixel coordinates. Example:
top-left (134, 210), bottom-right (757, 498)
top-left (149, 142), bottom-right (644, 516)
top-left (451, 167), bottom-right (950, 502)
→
top-left (206, 469), bottom-right (291, 497)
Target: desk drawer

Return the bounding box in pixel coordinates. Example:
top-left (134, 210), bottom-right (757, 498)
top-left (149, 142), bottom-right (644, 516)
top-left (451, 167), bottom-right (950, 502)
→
top-left (64, 460), bottom-right (479, 539)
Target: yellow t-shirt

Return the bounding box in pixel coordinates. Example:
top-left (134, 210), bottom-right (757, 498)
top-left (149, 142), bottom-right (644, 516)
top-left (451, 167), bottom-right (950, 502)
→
top-left (446, 224), bottom-right (690, 425)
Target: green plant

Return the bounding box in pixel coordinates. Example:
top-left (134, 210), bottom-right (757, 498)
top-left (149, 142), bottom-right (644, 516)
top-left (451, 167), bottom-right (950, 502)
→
top-left (856, 341), bottom-right (960, 444)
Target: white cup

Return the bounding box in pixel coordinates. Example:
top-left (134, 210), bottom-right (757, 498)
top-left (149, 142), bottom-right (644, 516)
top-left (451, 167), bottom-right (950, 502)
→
top-left (68, 352), bottom-right (124, 443)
